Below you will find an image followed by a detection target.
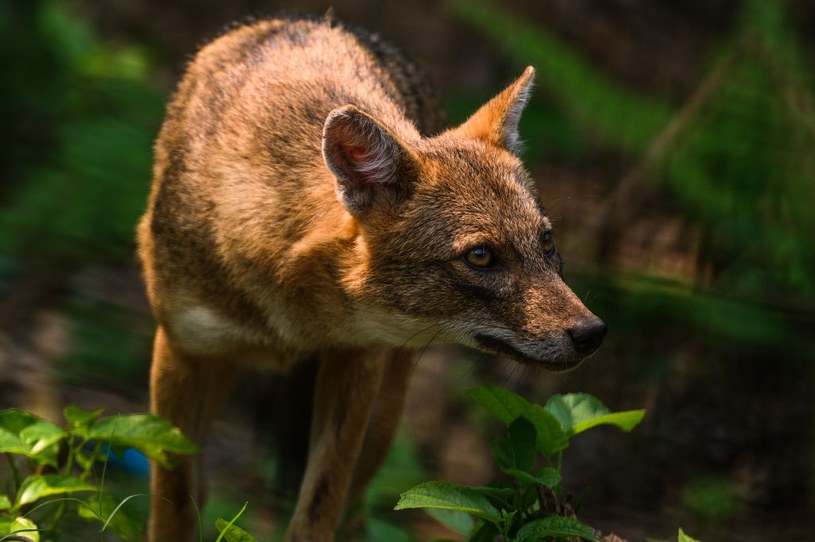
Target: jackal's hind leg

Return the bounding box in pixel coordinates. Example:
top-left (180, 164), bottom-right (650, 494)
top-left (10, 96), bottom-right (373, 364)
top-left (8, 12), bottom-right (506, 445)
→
top-left (338, 349), bottom-right (414, 538)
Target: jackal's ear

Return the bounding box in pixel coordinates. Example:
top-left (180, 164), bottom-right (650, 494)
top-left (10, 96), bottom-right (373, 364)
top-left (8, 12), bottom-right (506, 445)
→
top-left (452, 66), bottom-right (535, 154)
top-left (323, 105), bottom-right (416, 216)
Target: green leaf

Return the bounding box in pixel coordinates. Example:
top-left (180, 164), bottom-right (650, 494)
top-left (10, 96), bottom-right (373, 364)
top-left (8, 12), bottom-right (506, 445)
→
top-left (544, 393), bottom-right (607, 433)
top-left (215, 517), bottom-right (257, 542)
top-left (521, 484), bottom-right (538, 509)
top-left (0, 515), bottom-right (40, 542)
top-left (425, 509), bottom-right (474, 536)
top-left (467, 386), bottom-right (531, 424)
top-left (499, 508), bottom-right (517, 530)
top-left (515, 516), bottom-right (599, 542)
top-left (395, 481), bottom-right (502, 525)
top-left (64, 405), bottom-right (104, 435)
top-left (471, 484), bottom-right (516, 509)
top-left (545, 394), bottom-right (645, 435)
top-left (0, 494), bottom-right (11, 511)
top-left (214, 502), bottom-right (254, 542)
top-left (503, 466), bottom-right (561, 488)
top-left (0, 409), bottom-right (66, 467)
top-left (15, 474), bottom-right (97, 507)
top-left (78, 492), bottom-right (145, 540)
top-left (572, 410), bottom-right (646, 435)
top-left (467, 387), bottom-right (568, 458)
top-left (88, 414), bottom-right (197, 468)
top-left (678, 528), bottom-right (702, 542)
top-left (472, 483), bottom-right (515, 500)
top-left (75, 445), bottom-right (98, 471)
top-left (492, 416), bottom-right (537, 475)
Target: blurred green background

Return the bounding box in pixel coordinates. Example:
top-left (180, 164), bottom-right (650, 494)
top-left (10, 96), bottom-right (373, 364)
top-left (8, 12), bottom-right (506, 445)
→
top-left (1, 0), bottom-right (813, 540)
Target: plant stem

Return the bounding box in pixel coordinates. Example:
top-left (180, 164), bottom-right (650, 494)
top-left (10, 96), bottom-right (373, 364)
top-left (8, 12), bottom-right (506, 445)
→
top-left (65, 436), bottom-right (77, 475)
top-left (5, 452), bottom-right (21, 494)
top-left (49, 498), bottom-right (67, 533)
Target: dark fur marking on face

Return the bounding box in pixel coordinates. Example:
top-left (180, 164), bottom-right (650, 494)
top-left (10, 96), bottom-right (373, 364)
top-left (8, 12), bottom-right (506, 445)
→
top-left (456, 282), bottom-right (500, 304)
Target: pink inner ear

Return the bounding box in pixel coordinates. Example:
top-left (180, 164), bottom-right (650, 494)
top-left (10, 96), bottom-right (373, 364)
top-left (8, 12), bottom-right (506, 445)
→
top-left (343, 141), bottom-right (384, 184)
top-left (346, 144), bottom-right (369, 166)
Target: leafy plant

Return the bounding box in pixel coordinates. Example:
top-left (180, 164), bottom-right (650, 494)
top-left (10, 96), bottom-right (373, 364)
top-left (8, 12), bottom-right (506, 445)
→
top-left (0, 406), bottom-right (196, 541)
top-left (649, 528), bottom-right (702, 542)
top-left (395, 386), bottom-right (645, 541)
top-left (214, 502), bottom-right (257, 542)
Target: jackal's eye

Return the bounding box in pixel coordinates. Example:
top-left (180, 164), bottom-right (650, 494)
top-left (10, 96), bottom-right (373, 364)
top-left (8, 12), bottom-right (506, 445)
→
top-left (542, 231), bottom-right (556, 257)
top-left (464, 245), bottom-right (496, 269)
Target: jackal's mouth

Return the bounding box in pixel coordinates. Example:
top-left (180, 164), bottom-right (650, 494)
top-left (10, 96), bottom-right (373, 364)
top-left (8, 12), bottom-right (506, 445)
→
top-left (474, 333), bottom-right (582, 372)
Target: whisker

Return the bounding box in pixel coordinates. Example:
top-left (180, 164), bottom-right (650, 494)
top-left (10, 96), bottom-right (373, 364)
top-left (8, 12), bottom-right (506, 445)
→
top-left (397, 322), bottom-right (440, 350)
top-left (415, 329), bottom-right (443, 365)
top-left (500, 361), bottom-right (517, 388)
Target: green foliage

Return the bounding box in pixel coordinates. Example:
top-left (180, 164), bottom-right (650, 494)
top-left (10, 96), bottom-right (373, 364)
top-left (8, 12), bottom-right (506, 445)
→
top-left (0, 406), bottom-right (196, 541)
top-left (0, 516), bottom-right (40, 542)
top-left (0, 0), bottom-right (163, 271)
top-left (360, 431), bottom-right (427, 541)
top-left (514, 516), bottom-right (599, 542)
top-left (648, 528), bottom-right (703, 542)
top-left (678, 528), bottom-right (701, 542)
top-left (214, 503), bottom-right (257, 542)
top-left (681, 475), bottom-right (739, 524)
top-left (0, 410), bottom-right (66, 468)
top-left (59, 294), bottom-right (153, 385)
top-left (0, 0), bottom-right (162, 391)
top-left (544, 394), bottom-right (646, 436)
top-left (466, 386), bottom-right (568, 458)
top-left (395, 387), bottom-right (646, 541)
top-left (366, 431), bottom-right (428, 510)
top-left (659, 0), bottom-right (815, 305)
top-left (396, 481), bottom-right (503, 524)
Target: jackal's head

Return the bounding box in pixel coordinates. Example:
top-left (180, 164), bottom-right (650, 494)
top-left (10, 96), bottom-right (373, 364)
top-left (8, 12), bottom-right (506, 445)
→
top-left (322, 67), bottom-right (605, 371)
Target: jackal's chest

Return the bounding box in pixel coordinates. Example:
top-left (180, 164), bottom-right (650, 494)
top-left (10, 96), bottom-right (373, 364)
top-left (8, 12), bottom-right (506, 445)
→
top-left (166, 303), bottom-right (297, 368)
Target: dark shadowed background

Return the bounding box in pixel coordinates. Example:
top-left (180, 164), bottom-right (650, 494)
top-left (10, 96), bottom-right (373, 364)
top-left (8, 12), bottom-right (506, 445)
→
top-left (2, 1), bottom-right (814, 540)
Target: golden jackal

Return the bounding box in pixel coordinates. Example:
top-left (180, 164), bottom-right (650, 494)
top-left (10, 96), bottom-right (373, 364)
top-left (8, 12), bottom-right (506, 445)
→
top-left (138, 15), bottom-right (605, 542)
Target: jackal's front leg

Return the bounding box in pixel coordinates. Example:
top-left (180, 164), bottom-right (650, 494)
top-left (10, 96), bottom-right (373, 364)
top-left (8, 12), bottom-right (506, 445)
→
top-left (148, 327), bottom-right (236, 542)
top-left (286, 347), bottom-right (388, 542)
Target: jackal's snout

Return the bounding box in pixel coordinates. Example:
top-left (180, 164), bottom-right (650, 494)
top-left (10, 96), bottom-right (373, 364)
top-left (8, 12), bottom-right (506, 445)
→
top-left (567, 316), bottom-right (607, 356)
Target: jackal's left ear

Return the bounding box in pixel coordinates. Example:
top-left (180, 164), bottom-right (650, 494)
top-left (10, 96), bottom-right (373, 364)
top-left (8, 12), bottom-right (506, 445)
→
top-left (452, 66), bottom-right (535, 154)
top-left (323, 105), bottom-right (417, 217)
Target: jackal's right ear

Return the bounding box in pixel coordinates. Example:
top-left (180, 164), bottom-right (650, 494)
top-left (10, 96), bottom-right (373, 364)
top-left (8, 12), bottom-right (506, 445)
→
top-left (323, 105), bottom-right (416, 216)
top-left (452, 66), bottom-right (535, 154)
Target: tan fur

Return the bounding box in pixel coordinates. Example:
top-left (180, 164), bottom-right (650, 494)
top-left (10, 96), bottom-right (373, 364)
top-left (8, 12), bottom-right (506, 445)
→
top-left (138, 16), bottom-right (605, 542)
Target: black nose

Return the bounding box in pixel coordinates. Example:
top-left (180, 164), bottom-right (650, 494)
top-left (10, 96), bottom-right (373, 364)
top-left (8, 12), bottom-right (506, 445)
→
top-left (567, 318), bottom-right (607, 355)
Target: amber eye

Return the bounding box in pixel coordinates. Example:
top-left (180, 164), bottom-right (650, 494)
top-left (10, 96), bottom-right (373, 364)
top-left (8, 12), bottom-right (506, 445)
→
top-left (465, 245), bottom-right (496, 269)
top-left (542, 231), bottom-right (556, 257)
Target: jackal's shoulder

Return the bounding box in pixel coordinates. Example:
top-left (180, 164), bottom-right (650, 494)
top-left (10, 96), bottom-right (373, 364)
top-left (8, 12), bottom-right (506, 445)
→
top-left (182, 15), bottom-right (445, 136)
